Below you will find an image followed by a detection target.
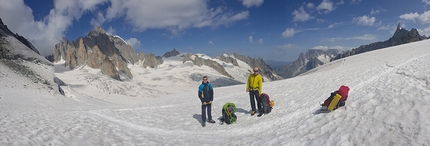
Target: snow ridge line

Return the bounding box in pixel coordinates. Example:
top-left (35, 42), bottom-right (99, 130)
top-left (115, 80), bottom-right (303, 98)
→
top-left (351, 53), bottom-right (430, 92)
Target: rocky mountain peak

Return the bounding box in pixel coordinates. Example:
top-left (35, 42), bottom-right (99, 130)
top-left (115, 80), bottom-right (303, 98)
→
top-left (88, 26), bottom-right (106, 37)
top-left (163, 48), bottom-right (180, 58)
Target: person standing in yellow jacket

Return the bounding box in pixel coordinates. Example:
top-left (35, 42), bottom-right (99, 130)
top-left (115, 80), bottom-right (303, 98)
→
top-left (246, 67), bottom-right (263, 116)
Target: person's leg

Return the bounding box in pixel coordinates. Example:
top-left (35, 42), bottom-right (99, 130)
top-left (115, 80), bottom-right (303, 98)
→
top-left (201, 105), bottom-right (207, 123)
top-left (249, 92), bottom-right (256, 114)
top-left (254, 91), bottom-right (262, 113)
top-left (207, 104), bottom-right (213, 121)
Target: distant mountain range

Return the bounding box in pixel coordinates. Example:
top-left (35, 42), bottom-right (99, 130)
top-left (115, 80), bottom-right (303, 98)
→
top-left (46, 22), bottom-right (430, 83)
top-left (332, 23), bottom-right (428, 61)
top-left (2, 16), bottom-right (428, 90)
top-left (51, 26), bottom-right (282, 85)
top-left (273, 23), bottom-right (428, 79)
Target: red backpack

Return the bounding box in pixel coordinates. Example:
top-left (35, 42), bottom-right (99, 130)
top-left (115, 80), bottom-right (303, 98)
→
top-left (338, 85), bottom-right (350, 101)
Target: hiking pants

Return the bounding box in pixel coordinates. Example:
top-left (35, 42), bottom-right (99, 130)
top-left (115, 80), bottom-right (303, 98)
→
top-left (201, 104), bottom-right (212, 122)
top-left (249, 91), bottom-right (262, 113)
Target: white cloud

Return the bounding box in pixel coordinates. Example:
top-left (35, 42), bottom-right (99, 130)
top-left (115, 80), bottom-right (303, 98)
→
top-left (399, 12), bottom-right (419, 21)
top-left (423, 0), bottom-right (430, 5)
top-left (317, 0), bottom-right (334, 14)
top-left (336, 0), bottom-right (345, 5)
top-left (257, 39), bottom-right (263, 45)
top-left (417, 10), bottom-right (430, 24)
top-left (282, 28), bottom-right (296, 38)
top-left (240, 0), bottom-right (264, 8)
top-left (306, 3), bottom-right (314, 8)
top-left (351, 0), bottom-right (362, 4)
top-left (126, 38), bottom-right (141, 50)
top-left (248, 36), bottom-right (253, 43)
top-left (370, 8), bottom-right (386, 15)
top-left (100, 0), bottom-right (249, 33)
top-left (106, 26), bottom-right (116, 34)
top-left (0, 0), bottom-right (107, 56)
top-left (399, 11), bottom-right (430, 24)
top-left (0, 0), bottom-right (250, 56)
top-left (418, 27), bottom-right (430, 37)
top-left (328, 22), bottom-right (343, 28)
top-left (311, 45), bottom-right (352, 51)
top-left (378, 24), bottom-right (396, 31)
top-left (324, 34), bottom-right (376, 42)
top-left (311, 46), bottom-right (329, 50)
top-left (208, 40), bottom-right (214, 45)
top-left (352, 15), bottom-right (375, 26)
top-left (292, 6), bottom-right (313, 22)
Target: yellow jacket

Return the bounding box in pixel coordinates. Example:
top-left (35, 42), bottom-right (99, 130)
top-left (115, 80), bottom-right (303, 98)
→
top-left (246, 73), bottom-right (262, 95)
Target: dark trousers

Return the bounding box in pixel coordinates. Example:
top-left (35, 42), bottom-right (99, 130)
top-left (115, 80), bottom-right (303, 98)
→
top-left (201, 104), bottom-right (212, 122)
top-left (249, 91), bottom-right (262, 113)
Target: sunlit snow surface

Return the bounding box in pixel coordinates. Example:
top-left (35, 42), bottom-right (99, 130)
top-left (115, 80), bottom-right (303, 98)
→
top-left (1, 39), bottom-right (430, 145)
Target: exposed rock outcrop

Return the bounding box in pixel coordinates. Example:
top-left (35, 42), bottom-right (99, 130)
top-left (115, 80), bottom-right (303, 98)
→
top-left (217, 54), bottom-right (239, 66)
top-left (183, 54), bottom-right (233, 78)
top-left (275, 49), bottom-right (339, 78)
top-left (1, 18), bottom-right (63, 95)
top-left (163, 48), bottom-right (180, 58)
top-left (142, 53), bottom-right (163, 68)
top-left (53, 26), bottom-right (134, 80)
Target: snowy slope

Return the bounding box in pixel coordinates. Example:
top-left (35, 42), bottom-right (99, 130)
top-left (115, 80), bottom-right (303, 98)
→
top-left (1, 39), bottom-right (430, 145)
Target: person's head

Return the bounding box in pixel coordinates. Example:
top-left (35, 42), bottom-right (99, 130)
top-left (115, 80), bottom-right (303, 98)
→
top-left (253, 67), bottom-right (259, 75)
top-left (202, 76), bottom-right (208, 83)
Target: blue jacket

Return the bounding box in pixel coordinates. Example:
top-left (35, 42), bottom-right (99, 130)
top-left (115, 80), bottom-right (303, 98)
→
top-left (198, 81), bottom-right (213, 103)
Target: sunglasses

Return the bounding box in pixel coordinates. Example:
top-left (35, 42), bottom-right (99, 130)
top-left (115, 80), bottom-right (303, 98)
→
top-left (203, 78), bottom-right (208, 80)
top-left (253, 70), bottom-right (258, 72)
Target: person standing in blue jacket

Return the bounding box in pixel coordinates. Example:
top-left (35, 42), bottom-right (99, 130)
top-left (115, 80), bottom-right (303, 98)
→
top-left (198, 76), bottom-right (215, 127)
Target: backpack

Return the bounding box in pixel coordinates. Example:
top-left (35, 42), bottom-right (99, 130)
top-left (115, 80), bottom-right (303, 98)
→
top-left (259, 93), bottom-right (274, 114)
top-left (221, 102), bottom-right (237, 124)
top-left (321, 85), bottom-right (350, 109)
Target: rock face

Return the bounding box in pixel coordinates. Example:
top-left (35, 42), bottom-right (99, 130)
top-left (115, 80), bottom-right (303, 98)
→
top-left (332, 23), bottom-right (427, 61)
top-left (0, 18), bottom-right (63, 95)
top-left (53, 26), bottom-right (170, 80)
top-left (274, 49), bottom-right (339, 78)
top-left (53, 26), bottom-right (134, 80)
top-left (142, 53), bottom-right (163, 68)
top-left (232, 53), bottom-right (283, 81)
top-left (183, 54), bottom-right (233, 78)
top-left (217, 54), bottom-right (239, 67)
top-left (162, 48), bottom-right (180, 58)
top-left (52, 27), bottom-right (282, 82)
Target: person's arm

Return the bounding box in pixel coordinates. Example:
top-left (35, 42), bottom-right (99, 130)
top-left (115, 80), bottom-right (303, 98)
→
top-left (209, 84), bottom-right (214, 103)
top-left (198, 85), bottom-right (204, 103)
top-left (258, 76), bottom-right (263, 95)
top-left (246, 75), bottom-right (250, 92)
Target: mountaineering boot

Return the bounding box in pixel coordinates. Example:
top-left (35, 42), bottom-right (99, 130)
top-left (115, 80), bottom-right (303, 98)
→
top-left (251, 110), bottom-right (256, 116)
top-left (201, 122), bottom-right (206, 127)
top-left (257, 112), bottom-right (264, 117)
top-left (208, 120), bottom-right (216, 123)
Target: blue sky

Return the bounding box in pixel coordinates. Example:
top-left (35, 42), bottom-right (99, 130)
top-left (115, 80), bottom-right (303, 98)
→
top-left (1, 0), bottom-right (430, 61)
